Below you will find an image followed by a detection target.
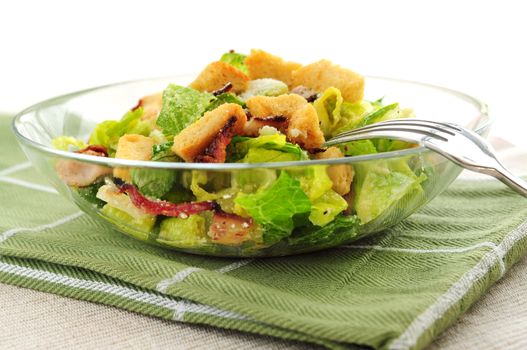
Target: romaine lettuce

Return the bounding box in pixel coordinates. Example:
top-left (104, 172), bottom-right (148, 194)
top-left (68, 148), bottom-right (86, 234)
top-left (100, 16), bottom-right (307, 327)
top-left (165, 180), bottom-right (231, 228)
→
top-left (130, 167), bottom-right (176, 199)
top-left (51, 136), bottom-right (86, 151)
top-left (353, 158), bottom-right (426, 223)
top-left (288, 214), bottom-right (360, 247)
top-left (219, 51), bottom-right (248, 74)
top-left (89, 107), bottom-right (151, 155)
top-left (156, 85), bottom-right (214, 136)
top-left (205, 93), bottom-right (245, 112)
top-left (239, 79), bottom-right (288, 101)
top-left (235, 171), bottom-right (311, 244)
top-left (228, 134), bottom-right (308, 163)
top-left (157, 215), bottom-right (207, 248)
top-left (100, 204), bottom-right (155, 241)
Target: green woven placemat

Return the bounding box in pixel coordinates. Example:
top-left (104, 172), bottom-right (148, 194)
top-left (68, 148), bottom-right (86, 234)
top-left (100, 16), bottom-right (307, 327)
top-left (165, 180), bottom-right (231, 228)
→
top-left (1, 115), bottom-right (526, 350)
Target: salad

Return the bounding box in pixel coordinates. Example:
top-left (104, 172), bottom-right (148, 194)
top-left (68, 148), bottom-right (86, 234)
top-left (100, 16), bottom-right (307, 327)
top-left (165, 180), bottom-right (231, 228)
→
top-left (53, 49), bottom-right (426, 254)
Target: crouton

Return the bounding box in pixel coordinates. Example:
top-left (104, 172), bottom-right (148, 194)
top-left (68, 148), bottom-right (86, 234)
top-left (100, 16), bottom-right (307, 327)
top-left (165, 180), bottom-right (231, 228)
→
top-left (246, 94), bottom-right (308, 118)
top-left (291, 60), bottom-right (364, 103)
top-left (56, 160), bottom-right (111, 187)
top-left (314, 146), bottom-right (354, 195)
top-left (189, 61), bottom-right (249, 94)
top-left (113, 134), bottom-right (154, 182)
top-left (246, 94), bottom-right (324, 149)
top-left (245, 49), bottom-right (302, 87)
top-left (172, 103), bottom-right (247, 162)
top-left (133, 92), bottom-right (162, 121)
top-left (288, 104), bottom-right (325, 149)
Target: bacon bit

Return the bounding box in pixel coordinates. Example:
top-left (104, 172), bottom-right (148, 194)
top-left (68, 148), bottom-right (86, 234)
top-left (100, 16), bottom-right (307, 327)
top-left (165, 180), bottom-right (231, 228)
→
top-left (243, 115), bottom-right (289, 136)
top-left (194, 116), bottom-right (237, 163)
top-left (119, 183), bottom-right (218, 216)
top-left (212, 82), bottom-right (233, 96)
top-left (308, 147), bottom-right (327, 154)
top-left (76, 145), bottom-right (109, 157)
top-left (209, 210), bottom-right (253, 245)
top-left (290, 86), bottom-right (319, 102)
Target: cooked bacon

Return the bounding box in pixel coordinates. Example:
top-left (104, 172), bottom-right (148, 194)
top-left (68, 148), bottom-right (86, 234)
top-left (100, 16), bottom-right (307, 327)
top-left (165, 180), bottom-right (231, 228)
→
top-left (243, 115), bottom-right (289, 136)
top-left (194, 116), bottom-right (237, 163)
top-left (56, 144), bottom-right (111, 187)
top-left (290, 86), bottom-right (319, 102)
top-left (212, 82), bottom-right (233, 96)
top-left (119, 183), bottom-right (218, 217)
top-left (76, 145), bottom-right (108, 157)
top-left (209, 210), bottom-right (253, 245)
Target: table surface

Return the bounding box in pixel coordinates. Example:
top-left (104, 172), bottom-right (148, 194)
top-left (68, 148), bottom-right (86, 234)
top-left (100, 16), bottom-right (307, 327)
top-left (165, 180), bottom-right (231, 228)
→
top-left (1, 140), bottom-right (526, 349)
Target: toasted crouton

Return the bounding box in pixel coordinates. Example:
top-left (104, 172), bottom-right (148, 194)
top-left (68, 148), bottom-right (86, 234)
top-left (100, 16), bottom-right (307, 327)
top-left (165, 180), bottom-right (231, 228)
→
top-left (314, 147), bottom-right (354, 195)
top-left (291, 60), bottom-right (364, 103)
top-left (246, 94), bottom-right (308, 118)
top-left (287, 104), bottom-right (325, 149)
top-left (113, 134), bottom-right (154, 181)
top-left (245, 94), bottom-right (324, 149)
top-left (134, 92), bottom-right (162, 121)
top-left (245, 49), bottom-right (302, 87)
top-left (189, 61), bottom-right (249, 94)
top-left (172, 103), bottom-right (247, 162)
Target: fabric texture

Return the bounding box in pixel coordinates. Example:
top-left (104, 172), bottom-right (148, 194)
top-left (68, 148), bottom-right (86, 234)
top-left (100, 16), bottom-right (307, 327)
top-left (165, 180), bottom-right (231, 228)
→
top-left (1, 115), bottom-right (527, 350)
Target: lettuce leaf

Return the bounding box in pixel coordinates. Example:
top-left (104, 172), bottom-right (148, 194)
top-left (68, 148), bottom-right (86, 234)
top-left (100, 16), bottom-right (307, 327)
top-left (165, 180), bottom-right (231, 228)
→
top-left (353, 158), bottom-right (426, 224)
top-left (51, 136), bottom-right (86, 151)
top-left (339, 140), bottom-right (378, 156)
top-left (288, 214), bottom-right (360, 247)
top-left (356, 102), bottom-right (399, 127)
top-left (314, 87), bottom-right (374, 137)
top-left (235, 171), bottom-right (311, 244)
top-left (156, 85), bottom-right (214, 136)
top-left (205, 93), bottom-right (245, 112)
top-left (228, 134), bottom-right (308, 163)
top-left (220, 51), bottom-right (248, 74)
top-left (89, 107), bottom-right (151, 155)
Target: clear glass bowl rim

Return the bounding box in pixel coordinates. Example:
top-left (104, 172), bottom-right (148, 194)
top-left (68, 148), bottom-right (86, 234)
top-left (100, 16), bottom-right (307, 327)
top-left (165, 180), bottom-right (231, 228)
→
top-left (12, 75), bottom-right (490, 170)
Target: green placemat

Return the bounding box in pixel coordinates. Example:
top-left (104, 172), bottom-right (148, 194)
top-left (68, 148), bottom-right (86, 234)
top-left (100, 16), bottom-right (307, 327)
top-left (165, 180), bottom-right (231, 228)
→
top-left (1, 115), bottom-right (527, 350)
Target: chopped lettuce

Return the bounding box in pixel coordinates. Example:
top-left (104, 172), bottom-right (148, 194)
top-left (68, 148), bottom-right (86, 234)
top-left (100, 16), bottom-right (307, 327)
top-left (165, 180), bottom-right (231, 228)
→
top-left (353, 158), bottom-right (426, 223)
top-left (51, 136), bottom-right (86, 151)
top-left (288, 214), bottom-right (360, 247)
top-left (205, 93), bottom-right (245, 112)
top-left (89, 107), bottom-right (151, 155)
top-left (220, 51), bottom-right (248, 74)
top-left (294, 165), bottom-right (348, 226)
top-left (130, 167), bottom-right (176, 199)
top-left (152, 142), bottom-right (176, 160)
top-left (235, 171), bottom-right (311, 244)
top-left (75, 181), bottom-right (105, 208)
top-left (239, 79), bottom-right (288, 101)
top-left (228, 134), bottom-right (308, 163)
top-left (156, 85), bottom-right (214, 136)
top-left (314, 87), bottom-right (374, 137)
top-left (100, 204), bottom-right (155, 241)
top-left (339, 140), bottom-right (378, 156)
top-left (356, 102), bottom-right (399, 127)
top-left (157, 215), bottom-right (207, 248)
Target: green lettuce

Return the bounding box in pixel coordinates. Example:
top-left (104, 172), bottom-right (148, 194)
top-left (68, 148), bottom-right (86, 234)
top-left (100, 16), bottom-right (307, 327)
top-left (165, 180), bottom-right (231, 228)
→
top-left (314, 87), bottom-right (374, 137)
top-left (220, 51), bottom-right (248, 74)
top-left (235, 171), bottom-right (311, 244)
top-left (356, 102), bottom-right (399, 127)
top-left (353, 158), bottom-right (426, 223)
top-left (288, 214), bottom-right (360, 247)
top-left (130, 167), bottom-right (176, 199)
top-left (228, 134), bottom-right (308, 163)
top-left (156, 85), bottom-right (214, 136)
top-left (51, 136), bottom-right (86, 151)
top-left (100, 204), bottom-right (155, 241)
top-left (205, 93), bottom-right (245, 112)
top-left (89, 107), bottom-right (151, 155)
top-left (157, 215), bottom-right (207, 248)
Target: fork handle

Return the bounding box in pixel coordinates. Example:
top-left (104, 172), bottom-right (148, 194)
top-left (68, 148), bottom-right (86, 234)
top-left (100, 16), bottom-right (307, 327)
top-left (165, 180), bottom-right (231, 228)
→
top-left (492, 167), bottom-right (527, 197)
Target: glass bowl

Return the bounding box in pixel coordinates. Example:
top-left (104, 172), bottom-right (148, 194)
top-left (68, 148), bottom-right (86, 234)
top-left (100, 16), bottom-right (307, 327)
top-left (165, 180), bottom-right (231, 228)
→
top-left (12, 76), bottom-right (489, 257)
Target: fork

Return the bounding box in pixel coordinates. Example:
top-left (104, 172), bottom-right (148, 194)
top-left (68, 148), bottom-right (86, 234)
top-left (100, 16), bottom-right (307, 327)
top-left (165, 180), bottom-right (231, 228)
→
top-left (324, 119), bottom-right (527, 197)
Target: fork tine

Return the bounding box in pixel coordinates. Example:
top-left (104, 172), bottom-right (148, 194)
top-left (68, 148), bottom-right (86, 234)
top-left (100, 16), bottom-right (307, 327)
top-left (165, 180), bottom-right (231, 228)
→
top-left (376, 119), bottom-right (463, 132)
top-left (323, 129), bottom-right (426, 147)
top-left (332, 124), bottom-right (450, 142)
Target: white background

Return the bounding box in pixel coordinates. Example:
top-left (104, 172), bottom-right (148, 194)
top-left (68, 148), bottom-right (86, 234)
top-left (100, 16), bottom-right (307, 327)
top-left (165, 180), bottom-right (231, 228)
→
top-left (1, 0), bottom-right (526, 146)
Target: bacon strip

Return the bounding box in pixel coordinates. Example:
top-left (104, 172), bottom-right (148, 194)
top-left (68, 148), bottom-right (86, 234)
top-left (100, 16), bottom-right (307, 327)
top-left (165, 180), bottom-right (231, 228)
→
top-left (209, 210), bottom-right (254, 245)
top-left (243, 115), bottom-right (289, 136)
top-left (194, 116), bottom-right (237, 163)
top-left (119, 183), bottom-right (218, 217)
top-left (212, 82), bottom-right (233, 96)
top-left (76, 145), bottom-right (109, 157)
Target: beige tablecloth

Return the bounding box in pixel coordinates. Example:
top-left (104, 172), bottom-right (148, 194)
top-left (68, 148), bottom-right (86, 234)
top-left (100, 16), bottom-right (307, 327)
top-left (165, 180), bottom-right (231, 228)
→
top-left (1, 139), bottom-right (526, 350)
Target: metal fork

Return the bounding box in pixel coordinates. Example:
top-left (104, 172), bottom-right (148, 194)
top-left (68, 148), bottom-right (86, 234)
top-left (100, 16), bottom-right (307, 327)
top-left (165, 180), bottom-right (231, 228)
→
top-left (324, 119), bottom-right (527, 197)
